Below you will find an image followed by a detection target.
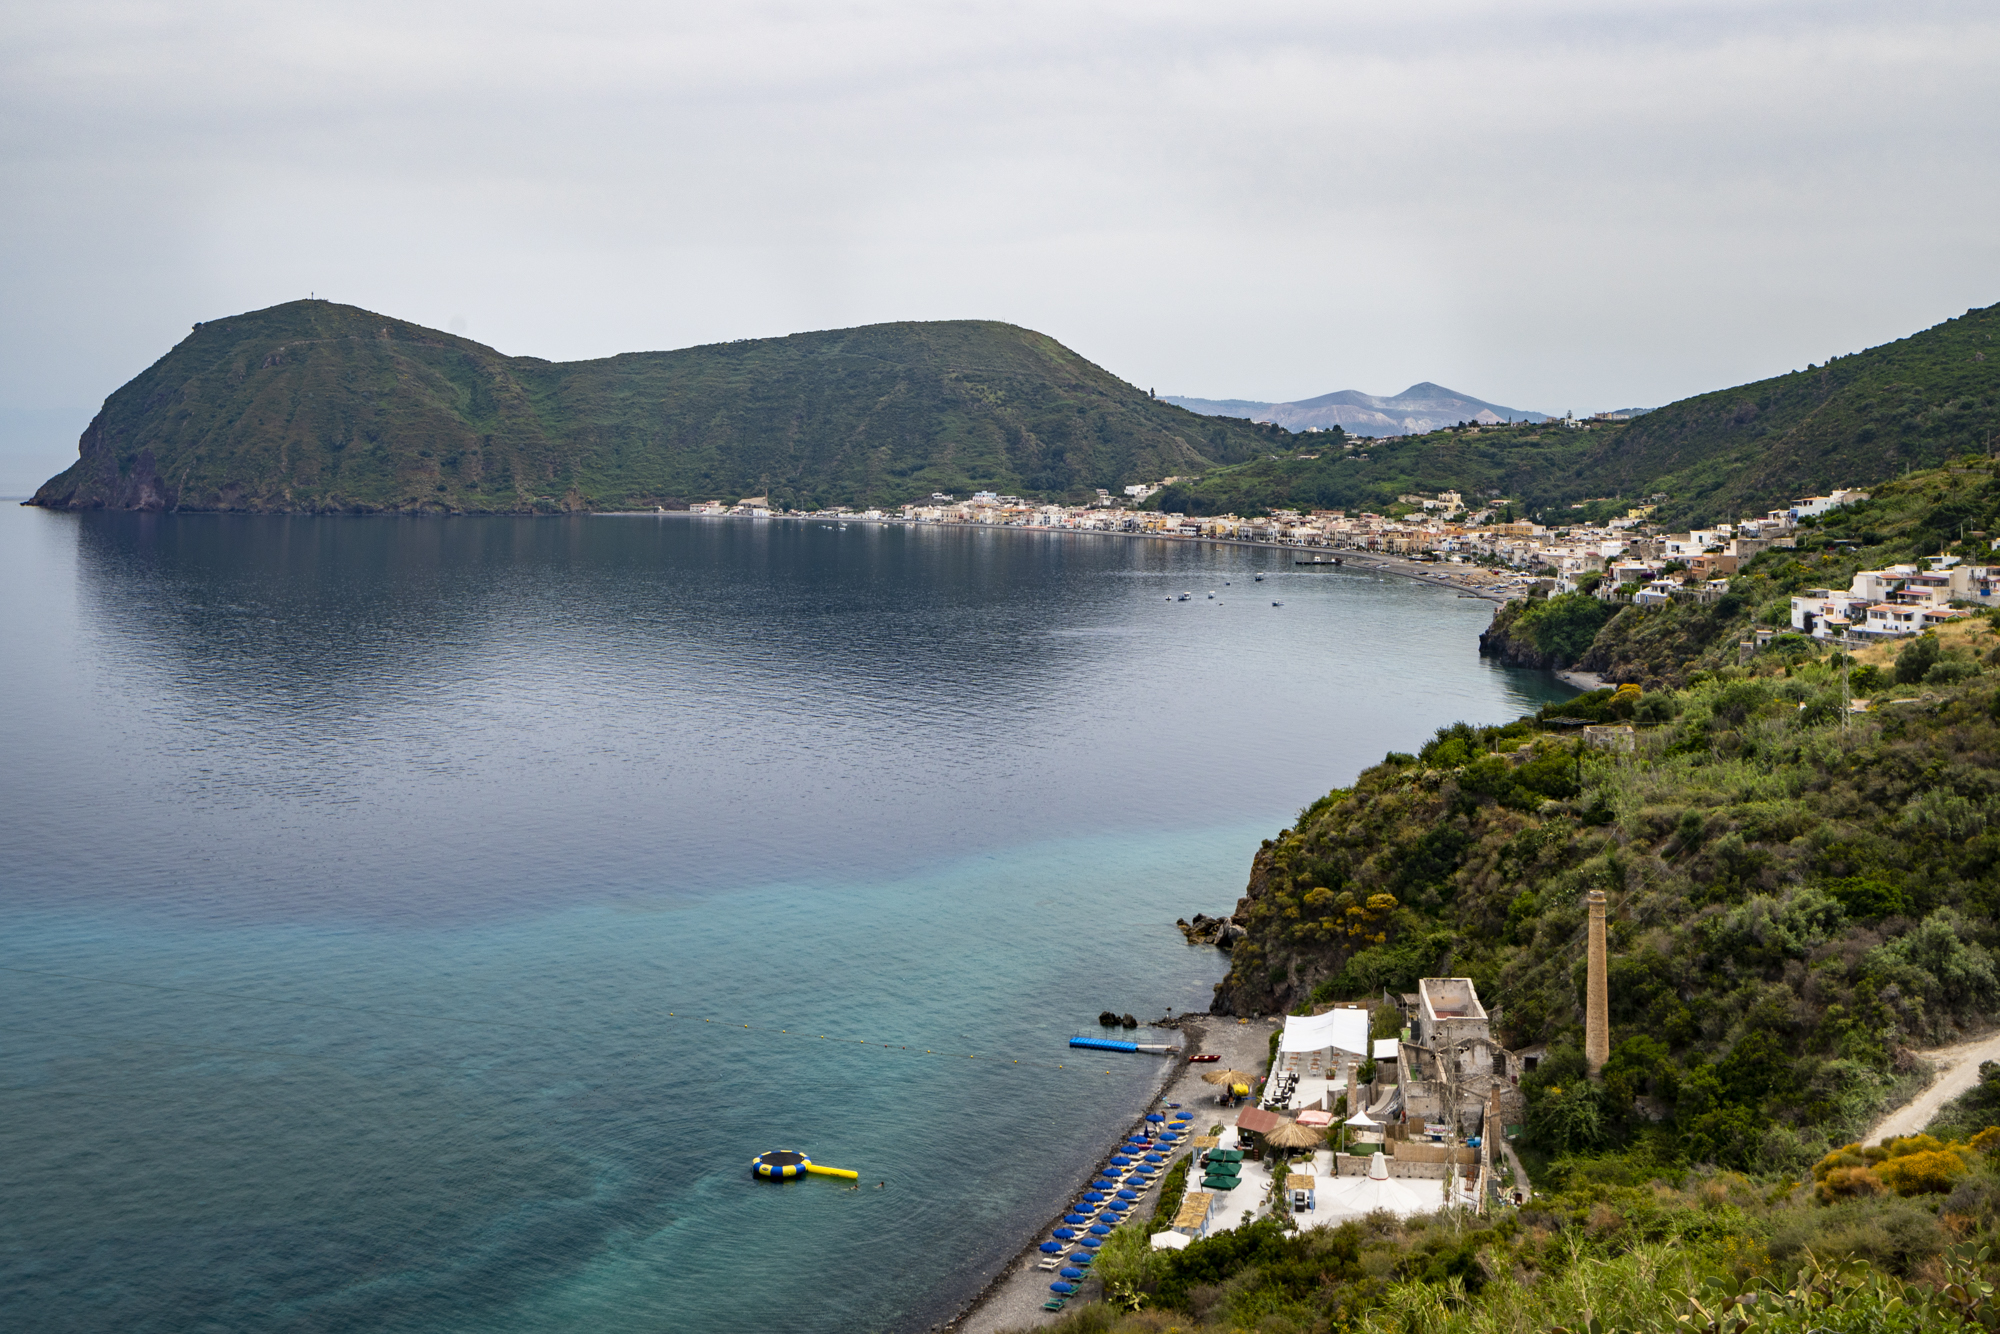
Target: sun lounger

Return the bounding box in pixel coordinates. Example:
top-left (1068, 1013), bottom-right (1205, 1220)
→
top-left (1043, 1298), bottom-right (1068, 1311)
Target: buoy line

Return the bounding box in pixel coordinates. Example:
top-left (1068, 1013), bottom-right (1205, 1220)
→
top-left (0, 963), bottom-right (1147, 1077)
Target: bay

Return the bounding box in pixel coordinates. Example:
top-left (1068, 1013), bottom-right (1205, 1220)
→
top-left (0, 509), bottom-right (1568, 1332)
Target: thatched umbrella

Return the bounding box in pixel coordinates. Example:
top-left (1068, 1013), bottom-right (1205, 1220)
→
top-left (1201, 1068), bottom-right (1255, 1086)
top-left (1263, 1119), bottom-right (1324, 1151)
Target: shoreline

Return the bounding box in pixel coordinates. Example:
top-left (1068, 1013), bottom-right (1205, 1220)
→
top-left (941, 1012), bottom-right (1281, 1334)
top-left (599, 510), bottom-right (1527, 607)
top-left (929, 1020), bottom-right (1198, 1333)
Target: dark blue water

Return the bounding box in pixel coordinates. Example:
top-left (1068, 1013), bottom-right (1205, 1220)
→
top-left (0, 510), bottom-right (1568, 1332)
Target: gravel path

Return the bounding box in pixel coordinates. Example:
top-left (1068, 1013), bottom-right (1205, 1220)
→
top-left (951, 1015), bottom-right (1278, 1334)
top-left (1866, 1031), bottom-right (2000, 1144)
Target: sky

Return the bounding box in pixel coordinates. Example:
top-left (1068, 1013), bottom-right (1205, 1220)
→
top-left (3, 0), bottom-right (1997, 494)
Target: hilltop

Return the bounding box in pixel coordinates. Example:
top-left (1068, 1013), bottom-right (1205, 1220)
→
top-left (1152, 301), bottom-right (2000, 524)
top-left (29, 302), bottom-right (1271, 515)
top-left (1164, 381), bottom-right (1547, 436)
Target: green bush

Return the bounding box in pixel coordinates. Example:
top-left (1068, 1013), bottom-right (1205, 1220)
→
top-left (1895, 634), bottom-right (1941, 684)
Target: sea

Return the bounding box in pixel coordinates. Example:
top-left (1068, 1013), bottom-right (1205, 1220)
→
top-left (0, 508), bottom-right (1570, 1333)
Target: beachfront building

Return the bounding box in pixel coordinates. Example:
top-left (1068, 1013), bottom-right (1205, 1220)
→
top-left (1270, 1006), bottom-right (1370, 1112)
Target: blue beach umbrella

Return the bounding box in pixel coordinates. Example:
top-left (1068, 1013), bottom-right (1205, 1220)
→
top-left (1083, 1191), bottom-right (1105, 1202)
top-left (1060, 1266), bottom-right (1084, 1279)
top-left (1143, 1153), bottom-right (1164, 1163)
top-left (1078, 1237), bottom-right (1103, 1249)
top-left (1039, 1241), bottom-right (1063, 1254)
top-left (1050, 1281), bottom-right (1076, 1294)
top-left (1110, 1155), bottom-right (1131, 1165)
top-left (1070, 1252), bottom-right (1094, 1265)
top-left (1159, 1131), bottom-right (1180, 1141)
top-left (1088, 1224), bottom-right (1112, 1235)
top-left (1053, 1227), bottom-right (1076, 1239)
top-left (1064, 1213), bottom-right (1090, 1224)
top-left (1107, 1200), bottom-right (1131, 1212)
top-left (1146, 1113), bottom-right (1165, 1123)
top-left (1116, 1189), bottom-right (1139, 1200)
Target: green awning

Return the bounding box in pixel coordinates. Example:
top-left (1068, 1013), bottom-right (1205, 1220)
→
top-left (1201, 1175), bottom-right (1241, 1190)
top-left (1206, 1149), bottom-right (1245, 1162)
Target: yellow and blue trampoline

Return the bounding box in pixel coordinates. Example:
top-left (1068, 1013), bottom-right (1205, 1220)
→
top-left (750, 1149), bottom-right (859, 1181)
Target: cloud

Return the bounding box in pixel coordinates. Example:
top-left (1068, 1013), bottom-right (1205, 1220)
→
top-left (3, 0), bottom-right (1996, 491)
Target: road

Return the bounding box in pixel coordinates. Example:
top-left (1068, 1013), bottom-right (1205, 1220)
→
top-left (1865, 1031), bottom-right (2000, 1144)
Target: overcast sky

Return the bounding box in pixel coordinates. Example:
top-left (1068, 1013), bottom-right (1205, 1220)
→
top-left (4, 0), bottom-right (1997, 492)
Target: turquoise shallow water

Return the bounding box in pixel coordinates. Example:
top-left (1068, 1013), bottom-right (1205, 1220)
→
top-left (0, 511), bottom-right (1568, 1332)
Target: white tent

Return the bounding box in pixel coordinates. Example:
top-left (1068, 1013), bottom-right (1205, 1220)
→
top-left (1149, 1231), bottom-right (1193, 1251)
top-left (1277, 1008), bottom-right (1370, 1058)
top-left (1315, 1152), bottom-right (1445, 1221)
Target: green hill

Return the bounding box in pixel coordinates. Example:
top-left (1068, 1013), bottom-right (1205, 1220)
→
top-left (1150, 301), bottom-right (2000, 524)
top-left (1583, 302), bottom-right (2000, 526)
top-left (29, 301), bottom-right (1268, 514)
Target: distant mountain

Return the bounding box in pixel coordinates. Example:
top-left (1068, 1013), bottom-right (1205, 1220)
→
top-left (1162, 382), bottom-right (1548, 436)
top-left (29, 302), bottom-right (1275, 514)
top-left (1149, 301), bottom-right (2000, 523)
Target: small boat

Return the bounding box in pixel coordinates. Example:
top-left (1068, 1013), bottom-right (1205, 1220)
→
top-left (1188, 1053), bottom-right (1221, 1063)
top-left (1177, 592), bottom-right (1191, 601)
top-left (1253, 575), bottom-right (1264, 582)
top-left (1272, 600), bottom-right (1283, 606)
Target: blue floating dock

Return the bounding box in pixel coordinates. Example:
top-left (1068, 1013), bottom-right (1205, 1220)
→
top-left (1069, 1037), bottom-right (1138, 1053)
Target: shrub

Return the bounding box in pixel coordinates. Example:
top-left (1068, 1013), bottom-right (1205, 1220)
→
top-left (1895, 634), bottom-right (1941, 684)
top-left (1818, 1165), bottom-right (1890, 1203)
top-left (1874, 1148), bottom-right (1969, 1196)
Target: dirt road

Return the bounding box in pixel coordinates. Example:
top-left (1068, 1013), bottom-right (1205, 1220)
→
top-left (1865, 1032), bottom-right (2000, 1144)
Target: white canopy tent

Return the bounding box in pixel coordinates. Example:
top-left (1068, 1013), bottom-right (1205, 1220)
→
top-left (1315, 1152), bottom-right (1445, 1221)
top-left (1277, 1009), bottom-right (1370, 1059)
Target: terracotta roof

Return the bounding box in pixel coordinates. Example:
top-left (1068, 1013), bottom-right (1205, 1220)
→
top-left (1236, 1106), bottom-right (1285, 1135)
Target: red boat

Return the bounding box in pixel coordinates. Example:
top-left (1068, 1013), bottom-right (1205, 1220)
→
top-left (1188, 1053), bottom-right (1221, 1063)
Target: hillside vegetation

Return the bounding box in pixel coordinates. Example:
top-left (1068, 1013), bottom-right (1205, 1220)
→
top-left (1482, 458), bottom-right (2000, 685)
top-left (1013, 464), bottom-right (2000, 1334)
top-left (1149, 301), bottom-right (2000, 525)
top-left (29, 301), bottom-right (1268, 514)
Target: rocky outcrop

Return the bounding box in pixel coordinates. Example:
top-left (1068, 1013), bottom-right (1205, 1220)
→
top-left (1476, 600), bottom-right (1563, 670)
top-left (1176, 912), bottom-right (1245, 949)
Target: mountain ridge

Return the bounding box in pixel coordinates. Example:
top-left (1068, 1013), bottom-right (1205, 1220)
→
top-left (29, 301), bottom-right (1272, 515)
top-left (1163, 381), bottom-right (1548, 436)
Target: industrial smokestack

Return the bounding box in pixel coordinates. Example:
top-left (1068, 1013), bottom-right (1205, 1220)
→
top-left (1585, 890), bottom-right (1610, 1076)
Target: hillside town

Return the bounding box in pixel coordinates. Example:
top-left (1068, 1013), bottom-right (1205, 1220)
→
top-left (686, 483), bottom-right (1997, 639)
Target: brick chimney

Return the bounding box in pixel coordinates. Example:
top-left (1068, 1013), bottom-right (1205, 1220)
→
top-left (1585, 890), bottom-right (1610, 1076)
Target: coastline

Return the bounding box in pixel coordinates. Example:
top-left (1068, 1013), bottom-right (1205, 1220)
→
top-left (599, 510), bottom-right (1528, 607)
top-left (940, 1012), bottom-right (1281, 1334)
